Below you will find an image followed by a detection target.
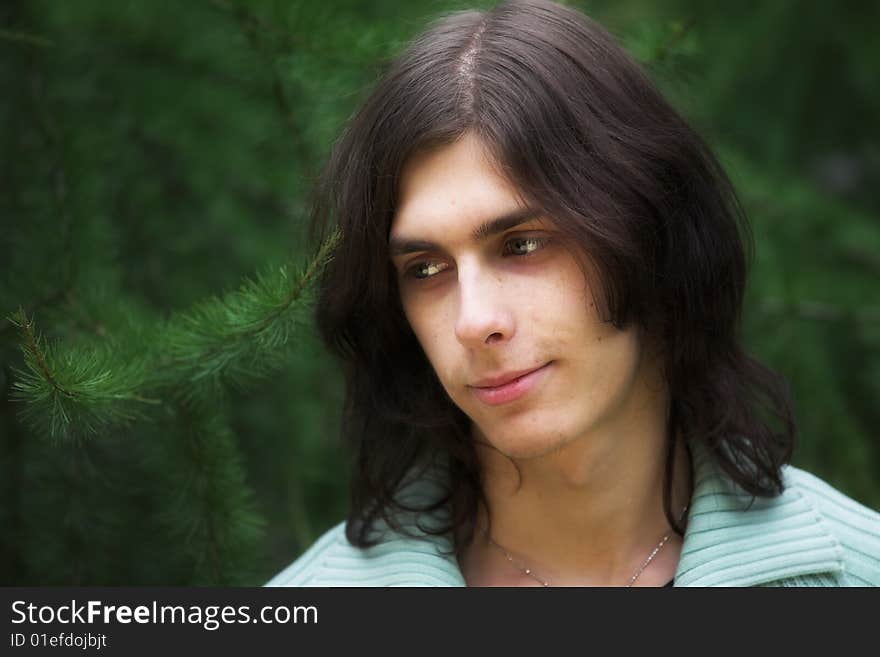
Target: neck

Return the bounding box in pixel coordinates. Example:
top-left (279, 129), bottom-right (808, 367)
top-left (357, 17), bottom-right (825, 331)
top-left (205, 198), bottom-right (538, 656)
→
top-left (458, 399), bottom-right (692, 587)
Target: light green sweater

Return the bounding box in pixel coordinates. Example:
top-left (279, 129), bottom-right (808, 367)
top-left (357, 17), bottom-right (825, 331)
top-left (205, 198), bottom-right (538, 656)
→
top-left (266, 444), bottom-right (880, 587)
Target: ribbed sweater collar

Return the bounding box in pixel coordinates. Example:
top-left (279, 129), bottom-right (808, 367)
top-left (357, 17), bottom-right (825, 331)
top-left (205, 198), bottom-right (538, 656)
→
top-left (672, 442), bottom-right (844, 586)
top-left (397, 442), bottom-right (845, 587)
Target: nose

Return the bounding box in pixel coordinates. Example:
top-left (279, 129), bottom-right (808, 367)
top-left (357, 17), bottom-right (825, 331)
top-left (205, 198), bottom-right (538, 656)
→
top-left (453, 262), bottom-right (515, 348)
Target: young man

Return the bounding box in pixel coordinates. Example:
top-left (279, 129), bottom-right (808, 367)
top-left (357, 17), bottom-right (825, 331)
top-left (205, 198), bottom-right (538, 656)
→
top-left (267, 0), bottom-right (880, 586)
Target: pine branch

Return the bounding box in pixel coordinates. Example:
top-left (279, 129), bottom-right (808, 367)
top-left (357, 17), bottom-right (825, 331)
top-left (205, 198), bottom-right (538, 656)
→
top-left (7, 309), bottom-right (161, 441)
top-left (7, 229), bottom-right (340, 440)
top-left (159, 227), bottom-right (340, 391)
top-left (155, 400), bottom-right (265, 585)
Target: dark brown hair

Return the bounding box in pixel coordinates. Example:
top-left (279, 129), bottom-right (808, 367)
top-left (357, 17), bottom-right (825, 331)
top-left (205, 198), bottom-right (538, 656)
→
top-left (309, 0), bottom-right (796, 550)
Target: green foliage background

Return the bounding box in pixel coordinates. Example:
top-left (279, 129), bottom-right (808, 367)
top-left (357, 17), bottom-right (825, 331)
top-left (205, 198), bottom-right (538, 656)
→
top-left (1, 0), bottom-right (878, 585)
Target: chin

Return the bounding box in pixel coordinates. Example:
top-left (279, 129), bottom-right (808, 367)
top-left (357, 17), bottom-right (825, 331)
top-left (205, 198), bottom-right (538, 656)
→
top-left (507, 438), bottom-right (574, 461)
top-left (473, 424), bottom-right (572, 461)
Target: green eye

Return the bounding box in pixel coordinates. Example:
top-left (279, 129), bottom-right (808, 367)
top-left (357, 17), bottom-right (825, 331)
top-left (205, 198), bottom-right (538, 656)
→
top-left (407, 261), bottom-right (449, 280)
top-left (404, 236), bottom-right (549, 282)
top-left (505, 236), bottom-right (548, 256)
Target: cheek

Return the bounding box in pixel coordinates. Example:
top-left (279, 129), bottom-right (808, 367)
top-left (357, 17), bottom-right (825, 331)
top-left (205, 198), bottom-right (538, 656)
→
top-left (533, 273), bottom-right (594, 342)
top-left (575, 327), bottom-right (645, 408)
top-left (403, 299), bottom-right (453, 372)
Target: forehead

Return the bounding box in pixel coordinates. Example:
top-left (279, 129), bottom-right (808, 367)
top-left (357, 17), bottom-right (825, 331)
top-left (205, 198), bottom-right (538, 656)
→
top-left (392, 133), bottom-right (528, 238)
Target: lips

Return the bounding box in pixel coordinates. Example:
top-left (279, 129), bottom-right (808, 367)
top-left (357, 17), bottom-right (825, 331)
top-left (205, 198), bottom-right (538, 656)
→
top-left (471, 365), bottom-right (548, 389)
top-left (469, 362), bottom-right (553, 406)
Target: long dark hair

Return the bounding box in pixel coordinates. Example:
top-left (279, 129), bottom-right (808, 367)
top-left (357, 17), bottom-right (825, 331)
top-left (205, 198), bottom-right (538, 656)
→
top-left (309, 0), bottom-right (796, 550)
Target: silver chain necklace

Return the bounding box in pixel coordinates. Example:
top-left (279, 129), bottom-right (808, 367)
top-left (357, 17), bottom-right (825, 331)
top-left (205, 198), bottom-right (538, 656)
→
top-left (479, 505), bottom-right (689, 587)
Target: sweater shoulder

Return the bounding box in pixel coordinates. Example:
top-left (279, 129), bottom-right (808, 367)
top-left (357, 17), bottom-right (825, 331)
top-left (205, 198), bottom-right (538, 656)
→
top-left (784, 465), bottom-right (880, 586)
top-left (263, 522), bottom-right (349, 587)
top-left (263, 521), bottom-right (464, 587)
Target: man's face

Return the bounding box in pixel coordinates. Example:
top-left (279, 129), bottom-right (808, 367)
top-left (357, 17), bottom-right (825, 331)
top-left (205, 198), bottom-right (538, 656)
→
top-left (389, 133), bottom-right (651, 460)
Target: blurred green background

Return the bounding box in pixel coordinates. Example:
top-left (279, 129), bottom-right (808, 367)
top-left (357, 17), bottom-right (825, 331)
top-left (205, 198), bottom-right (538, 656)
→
top-left (1, 0), bottom-right (878, 585)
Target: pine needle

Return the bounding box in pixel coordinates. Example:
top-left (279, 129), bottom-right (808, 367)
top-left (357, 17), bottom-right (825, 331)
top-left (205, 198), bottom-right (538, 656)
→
top-left (7, 309), bottom-right (161, 441)
top-left (159, 228), bottom-right (340, 392)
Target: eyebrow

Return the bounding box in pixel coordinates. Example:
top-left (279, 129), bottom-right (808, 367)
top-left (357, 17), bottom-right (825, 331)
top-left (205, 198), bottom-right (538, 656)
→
top-left (388, 208), bottom-right (541, 257)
